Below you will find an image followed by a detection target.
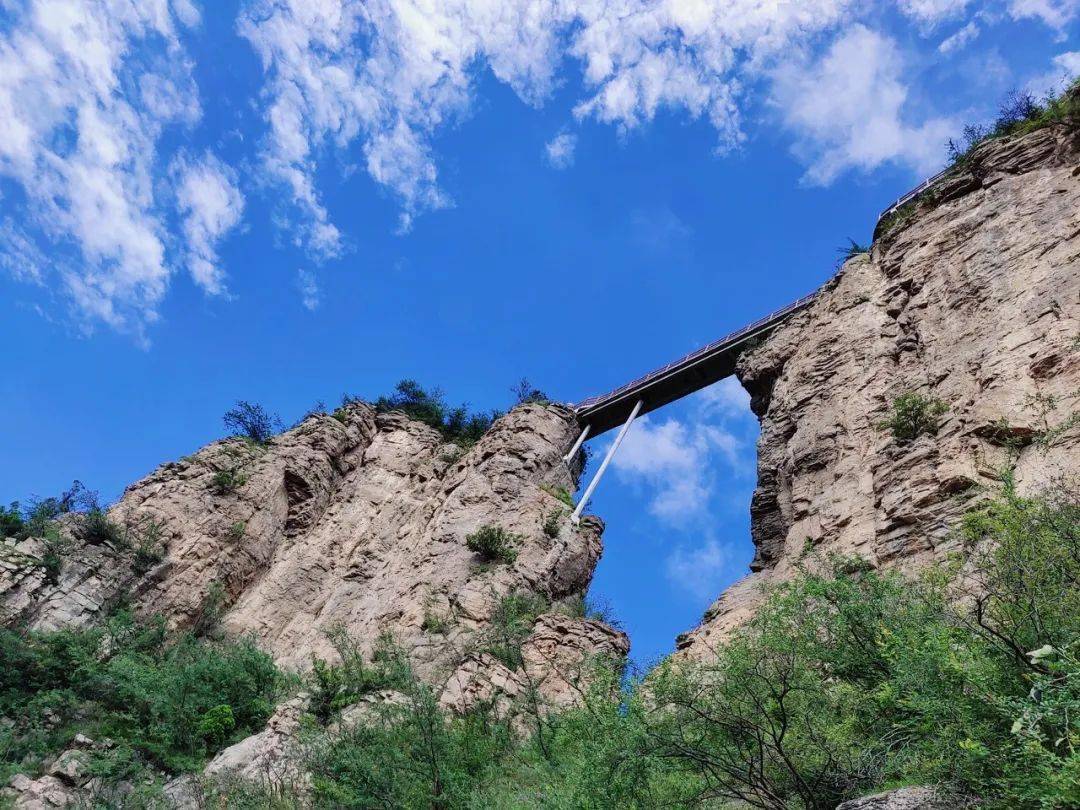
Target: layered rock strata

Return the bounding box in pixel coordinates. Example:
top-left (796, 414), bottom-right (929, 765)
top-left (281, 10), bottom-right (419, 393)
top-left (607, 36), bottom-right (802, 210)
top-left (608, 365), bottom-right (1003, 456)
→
top-left (680, 122), bottom-right (1080, 656)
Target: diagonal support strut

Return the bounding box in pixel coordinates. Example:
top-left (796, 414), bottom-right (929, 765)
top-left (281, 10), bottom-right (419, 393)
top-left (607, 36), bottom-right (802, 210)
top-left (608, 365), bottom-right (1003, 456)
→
top-left (571, 399), bottom-right (643, 524)
top-left (562, 423), bottom-right (591, 462)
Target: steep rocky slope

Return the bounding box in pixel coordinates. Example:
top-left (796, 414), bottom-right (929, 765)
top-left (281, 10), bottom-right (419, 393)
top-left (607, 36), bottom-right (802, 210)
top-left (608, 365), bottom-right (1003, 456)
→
top-left (1, 402), bottom-right (626, 693)
top-left (680, 123), bottom-right (1080, 656)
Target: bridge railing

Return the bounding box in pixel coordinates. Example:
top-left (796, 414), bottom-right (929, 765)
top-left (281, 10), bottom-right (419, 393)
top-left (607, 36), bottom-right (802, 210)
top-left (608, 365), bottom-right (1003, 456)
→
top-left (574, 290), bottom-right (819, 412)
top-left (876, 166), bottom-right (951, 222)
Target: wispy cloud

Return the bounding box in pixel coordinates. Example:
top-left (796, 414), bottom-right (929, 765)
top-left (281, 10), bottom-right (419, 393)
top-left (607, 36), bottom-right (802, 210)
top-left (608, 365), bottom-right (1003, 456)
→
top-left (235, 0), bottom-right (868, 251)
top-left (173, 152), bottom-right (245, 297)
top-left (1027, 50), bottom-right (1080, 95)
top-left (0, 0), bottom-right (199, 339)
top-left (545, 132), bottom-right (577, 169)
top-left (772, 25), bottom-right (957, 185)
top-left (939, 20), bottom-right (981, 53)
top-left (297, 267), bottom-right (320, 311)
top-left (1008, 0), bottom-right (1080, 30)
top-left (898, 0), bottom-right (972, 25)
top-left (665, 535), bottom-right (731, 601)
top-left (610, 378), bottom-right (756, 524)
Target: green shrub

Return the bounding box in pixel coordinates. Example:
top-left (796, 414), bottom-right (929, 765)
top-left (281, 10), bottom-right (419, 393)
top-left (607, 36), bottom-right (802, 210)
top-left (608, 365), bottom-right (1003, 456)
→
top-left (197, 705), bottom-right (236, 746)
top-left (879, 392), bottom-right (949, 441)
top-left (541, 484), bottom-right (575, 509)
top-left (0, 502), bottom-right (23, 539)
top-left (132, 520), bottom-right (165, 574)
top-left (309, 628), bottom-right (410, 722)
top-left (511, 378), bottom-right (550, 405)
top-left (307, 676), bottom-right (515, 809)
top-left (560, 593), bottom-right (621, 628)
top-left (192, 582), bottom-right (227, 639)
top-left (541, 508), bottom-right (563, 538)
top-left (375, 379), bottom-right (500, 448)
top-left (421, 611), bottom-right (451, 635)
top-left (38, 525), bottom-right (72, 585)
top-left (947, 83), bottom-right (1080, 167)
top-left (210, 467), bottom-right (247, 495)
top-left (838, 238), bottom-right (870, 262)
top-left (79, 507), bottom-right (125, 547)
top-left (481, 592), bottom-right (548, 670)
top-left (465, 525), bottom-right (519, 564)
top-left (227, 521), bottom-right (246, 542)
top-left (223, 401), bottom-right (282, 444)
top-left (0, 611), bottom-right (279, 781)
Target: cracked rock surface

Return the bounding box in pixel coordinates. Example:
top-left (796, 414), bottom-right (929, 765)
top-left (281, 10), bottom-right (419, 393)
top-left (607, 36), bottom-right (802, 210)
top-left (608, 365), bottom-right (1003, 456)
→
top-left (680, 123), bottom-right (1080, 657)
top-left (1, 403), bottom-right (625, 695)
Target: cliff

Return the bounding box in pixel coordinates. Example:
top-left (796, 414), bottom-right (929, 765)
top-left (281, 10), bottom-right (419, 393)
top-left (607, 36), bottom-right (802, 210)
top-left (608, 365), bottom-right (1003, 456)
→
top-left (0, 402), bottom-right (626, 698)
top-left (679, 122), bottom-right (1080, 656)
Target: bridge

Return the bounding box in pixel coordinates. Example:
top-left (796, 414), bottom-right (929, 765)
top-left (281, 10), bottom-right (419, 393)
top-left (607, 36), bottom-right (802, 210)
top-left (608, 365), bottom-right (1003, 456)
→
top-left (564, 291), bottom-right (818, 521)
top-left (565, 167), bottom-right (949, 522)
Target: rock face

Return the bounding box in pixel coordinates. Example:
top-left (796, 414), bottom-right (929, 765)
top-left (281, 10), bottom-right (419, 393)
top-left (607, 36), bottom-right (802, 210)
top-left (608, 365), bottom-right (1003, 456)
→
top-left (680, 122), bottom-right (1080, 655)
top-left (0, 402), bottom-right (625, 687)
top-left (835, 786), bottom-right (963, 810)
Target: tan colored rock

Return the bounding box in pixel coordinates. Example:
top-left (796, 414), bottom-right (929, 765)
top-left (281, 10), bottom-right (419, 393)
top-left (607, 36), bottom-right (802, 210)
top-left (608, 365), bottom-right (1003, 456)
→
top-left (0, 402), bottom-right (621, 695)
top-left (203, 696), bottom-right (308, 787)
top-left (835, 786), bottom-right (972, 809)
top-left (441, 612), bottom-right (629, 717)
top-left (681, 123), bottom-right (1080, 657)
top-left (4, 773), bottom-right (75, 809)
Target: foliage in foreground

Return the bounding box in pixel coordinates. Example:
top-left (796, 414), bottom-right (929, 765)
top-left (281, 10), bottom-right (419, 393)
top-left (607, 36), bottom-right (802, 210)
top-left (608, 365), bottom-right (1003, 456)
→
top-left (5, 483), bottom-right (1079, 809)
top-left (186, 481), bottom-right (1080, 809)
top-left (0, 610), bottom-right (280, 793)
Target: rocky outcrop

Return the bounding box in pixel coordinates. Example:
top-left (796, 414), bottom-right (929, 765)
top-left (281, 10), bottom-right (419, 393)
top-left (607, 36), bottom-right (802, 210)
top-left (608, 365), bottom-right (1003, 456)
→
top-left (835, 786), bottom-right (965, 810)
top-left (441, 613), bottom-right (629, 716)
top-left (680, 122), bottom-right (1080, 656)
top-left (0, 402), bottom-right (624, 688)
top-left (2, 735), bottom-right (118, 808)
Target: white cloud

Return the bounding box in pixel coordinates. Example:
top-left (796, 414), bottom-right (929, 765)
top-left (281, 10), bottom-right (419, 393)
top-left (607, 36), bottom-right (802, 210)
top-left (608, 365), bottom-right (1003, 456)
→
top-left (297, 267), bottom-right (320, 311)
top-left (772, 25), bottom-right (956, 185)
top-left (238, 0), bottom-right (864, 251)
top-left (697, 375), bottom-right (751, 419)
top-left (938, 20), bottom-right (981, 53)
top-left (665, 537), bottom-right (730, 600)
top-left (610, 377), bottom-right (755, 524)
top-left (0, 0), bottom-right (200, 338)
top-left (174, 153), bottom-right (244, 296)
top-left (1027, 50), bottom-right (1080, 95)
top-left (898, 0), bottom-right (971, 24)
top-left (544, 132), bottom-right (576, 169)
top-left (1008, 0), bottom-right (1080, 29)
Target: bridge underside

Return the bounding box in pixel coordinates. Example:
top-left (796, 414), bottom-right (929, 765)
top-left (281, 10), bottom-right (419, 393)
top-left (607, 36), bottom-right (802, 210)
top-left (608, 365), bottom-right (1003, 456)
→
top-left (574, 332), bottom-right (748, 435)
top-left (574, 307), bottom-right (811, 437)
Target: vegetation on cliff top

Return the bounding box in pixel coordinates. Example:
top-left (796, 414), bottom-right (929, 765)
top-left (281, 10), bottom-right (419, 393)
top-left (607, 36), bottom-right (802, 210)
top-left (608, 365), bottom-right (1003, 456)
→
top-left (877, 79), bottom-right (1079, 240)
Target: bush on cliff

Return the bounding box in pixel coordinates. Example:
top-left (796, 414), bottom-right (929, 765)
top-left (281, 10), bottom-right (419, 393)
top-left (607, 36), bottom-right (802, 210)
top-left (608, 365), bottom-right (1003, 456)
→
top-left (879, 391), bottom-right (949, 441)
top-left (223, 400), bottom-right (283, 444)
top-left (947, 82), bottom-right (1080, 167)
top-left (6, 481), bottom-right (1079, 809)
top-left (0, 609), bottom-right (280, 786)
top-left (376, 379), bottom-right (500, 447)
top-left (465, 525), bottom-right (519, 565)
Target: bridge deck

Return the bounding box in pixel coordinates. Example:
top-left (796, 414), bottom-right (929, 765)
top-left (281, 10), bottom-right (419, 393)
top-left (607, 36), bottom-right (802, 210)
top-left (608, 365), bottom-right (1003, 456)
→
top-left (572, 291), bottom-right (819, 436)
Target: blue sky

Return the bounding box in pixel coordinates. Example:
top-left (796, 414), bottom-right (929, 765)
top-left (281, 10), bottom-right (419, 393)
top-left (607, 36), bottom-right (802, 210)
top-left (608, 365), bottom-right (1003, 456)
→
top-left (0, 0), bottom-right (1076, 667)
